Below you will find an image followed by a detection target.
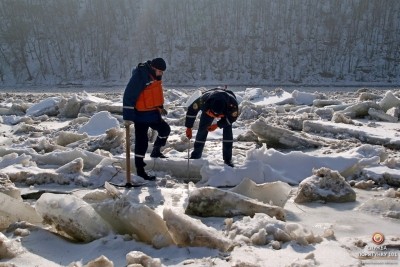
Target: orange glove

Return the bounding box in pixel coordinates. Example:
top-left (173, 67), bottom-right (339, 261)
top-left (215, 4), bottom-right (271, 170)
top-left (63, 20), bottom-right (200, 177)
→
top-left (186, 128), bottom-right (192, 139)
top-left (207, 124), bottom-right (218, 132)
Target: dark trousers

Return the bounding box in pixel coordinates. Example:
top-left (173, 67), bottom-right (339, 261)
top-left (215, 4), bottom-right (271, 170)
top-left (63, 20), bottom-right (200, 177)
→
top-left (191, 112), bottom-right (233, 162)
top-left (134, 119), bottom-right (170, 168)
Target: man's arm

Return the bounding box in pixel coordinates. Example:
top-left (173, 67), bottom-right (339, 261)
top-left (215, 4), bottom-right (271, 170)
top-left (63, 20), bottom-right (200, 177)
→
top-left (185, 97), bottom-right (202, 128)
top-left (123, 70), bottom-right (147, 108)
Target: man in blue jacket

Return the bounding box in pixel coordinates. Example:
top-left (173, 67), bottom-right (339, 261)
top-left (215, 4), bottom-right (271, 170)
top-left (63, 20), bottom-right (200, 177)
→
top-left (123, 58), bottom-right (170, 180)
top-left (185, 88), bottom-right (239, 167)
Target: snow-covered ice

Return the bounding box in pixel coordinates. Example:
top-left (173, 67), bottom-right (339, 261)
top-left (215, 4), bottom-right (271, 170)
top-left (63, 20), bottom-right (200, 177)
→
top-left (0, 86), bottom-right (399, 267)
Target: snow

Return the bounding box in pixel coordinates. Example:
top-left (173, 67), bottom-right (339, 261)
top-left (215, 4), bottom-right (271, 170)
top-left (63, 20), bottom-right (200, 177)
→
top-left (0, 86), bottom-right (400, 267)
top-left (77, 111), bottom-right (120, 136)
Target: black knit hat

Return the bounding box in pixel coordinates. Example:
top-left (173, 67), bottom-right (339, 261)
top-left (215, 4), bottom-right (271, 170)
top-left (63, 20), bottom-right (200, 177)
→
top-left (151, 58), bottom-right (167, 71)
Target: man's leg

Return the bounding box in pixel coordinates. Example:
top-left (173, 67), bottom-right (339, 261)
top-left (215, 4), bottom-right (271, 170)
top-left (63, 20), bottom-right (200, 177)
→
top-left (222, 125), bottom-right (234, 167)
top-left (150, 119), bottom-right (171, 158)
top-left (134, 122), bottom-right (155, 180)
top-left (190, 113), bottom-right (213, 159)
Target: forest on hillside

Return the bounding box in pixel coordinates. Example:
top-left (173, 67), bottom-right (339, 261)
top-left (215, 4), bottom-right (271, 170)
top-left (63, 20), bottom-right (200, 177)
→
top-left (0, 0), bottom-right (399, 86)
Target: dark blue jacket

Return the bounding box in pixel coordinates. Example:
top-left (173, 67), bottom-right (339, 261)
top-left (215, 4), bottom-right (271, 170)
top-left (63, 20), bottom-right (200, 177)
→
top-left (185, 88), bottom-right (239, 129)
top-left (123, 61), bottom-right (162, 123)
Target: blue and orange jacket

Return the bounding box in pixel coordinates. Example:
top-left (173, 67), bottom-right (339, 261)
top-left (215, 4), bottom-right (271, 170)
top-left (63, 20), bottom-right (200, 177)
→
top-left (123, 61), bottom-right (164, 123)
top-left (185, 88), bottom-right (239, 129)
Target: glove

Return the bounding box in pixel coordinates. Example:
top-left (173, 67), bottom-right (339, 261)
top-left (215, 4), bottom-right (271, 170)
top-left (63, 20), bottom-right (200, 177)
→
top-left (207, 124), bottom-right (218, 132)
top-left (186, 128), bottom-right (192, 139)
top-left (158, 107), bottom-right (168, 116)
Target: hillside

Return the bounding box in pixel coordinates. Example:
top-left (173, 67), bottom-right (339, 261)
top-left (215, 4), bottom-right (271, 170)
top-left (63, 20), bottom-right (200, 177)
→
top-left (0, 0), bottom-right (399, 86)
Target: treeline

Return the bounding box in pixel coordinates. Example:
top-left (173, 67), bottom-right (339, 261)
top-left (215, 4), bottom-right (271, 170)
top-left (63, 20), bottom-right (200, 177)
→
top-left (0, 0), bottom-right (399, 86)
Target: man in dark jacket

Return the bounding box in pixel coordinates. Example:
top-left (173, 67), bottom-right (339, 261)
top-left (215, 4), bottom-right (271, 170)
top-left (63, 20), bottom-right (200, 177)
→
top-left (185, 88), bottom-right (239, 167)
top-left (123, 58), bottom-right (170, 180)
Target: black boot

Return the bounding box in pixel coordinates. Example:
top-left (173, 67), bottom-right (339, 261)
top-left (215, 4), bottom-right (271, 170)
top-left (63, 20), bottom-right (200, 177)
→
top-left (137, 167), bottom-right (156, 181)
top-left (189, 149), bottom-right (201, 159)
top-left (224, 160), bottom-right (235, 168)
top-left (150, 146), bottom-right (167, 158)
